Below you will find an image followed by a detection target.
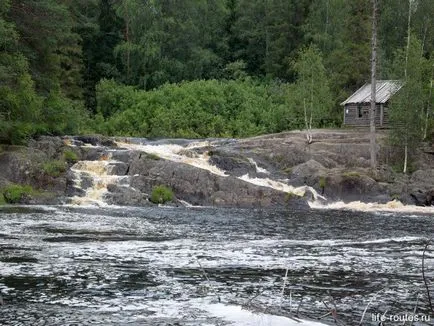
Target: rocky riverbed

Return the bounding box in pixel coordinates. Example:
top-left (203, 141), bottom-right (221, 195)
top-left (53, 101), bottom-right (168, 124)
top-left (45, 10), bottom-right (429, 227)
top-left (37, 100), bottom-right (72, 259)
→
top-left (0, 130), bottom-right (433, 208)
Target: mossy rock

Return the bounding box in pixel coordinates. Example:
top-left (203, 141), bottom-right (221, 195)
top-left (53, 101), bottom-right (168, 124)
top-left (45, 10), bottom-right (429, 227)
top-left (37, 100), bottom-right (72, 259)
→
top-left (342, 171), bottom-right (361, 178)
top-left (145, 153), bottom-right (160, 160)
top-left (2, 184), bottom-right (34, 204)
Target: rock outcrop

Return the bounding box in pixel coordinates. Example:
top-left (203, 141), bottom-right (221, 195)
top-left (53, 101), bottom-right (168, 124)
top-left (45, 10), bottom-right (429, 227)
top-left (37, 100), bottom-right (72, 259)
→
top-left (0, 130), bottom-right (433, 207)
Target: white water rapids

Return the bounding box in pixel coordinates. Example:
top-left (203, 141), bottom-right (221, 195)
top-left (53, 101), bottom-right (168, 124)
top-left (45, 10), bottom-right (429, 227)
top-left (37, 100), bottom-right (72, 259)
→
top-left (66, 139), bottom-right (434, 214)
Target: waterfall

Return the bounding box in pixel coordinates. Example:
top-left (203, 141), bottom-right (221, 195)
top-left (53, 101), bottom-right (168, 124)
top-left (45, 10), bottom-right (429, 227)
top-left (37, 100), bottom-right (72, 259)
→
top-left (69, 155), bottom-right (129, 206)
top-left (116, 140), bottom-right (228, 177)
top-left (237, 174), bottom-right (326, 201)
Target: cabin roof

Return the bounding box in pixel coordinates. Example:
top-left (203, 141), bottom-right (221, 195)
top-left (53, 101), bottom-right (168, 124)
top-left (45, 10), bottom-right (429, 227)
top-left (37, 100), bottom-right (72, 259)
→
top-left (341, 80), bottom-right (403, 105)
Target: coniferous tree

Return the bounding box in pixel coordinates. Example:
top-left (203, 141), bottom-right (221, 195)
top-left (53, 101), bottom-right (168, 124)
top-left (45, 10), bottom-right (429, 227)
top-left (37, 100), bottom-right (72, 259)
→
top-left (0, 0), bottom-right (42, 144)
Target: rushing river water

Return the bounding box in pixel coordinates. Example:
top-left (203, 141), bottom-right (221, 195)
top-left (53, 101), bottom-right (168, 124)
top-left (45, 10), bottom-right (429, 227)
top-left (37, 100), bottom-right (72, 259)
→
top-left (0, 205), bottom-right (433, 325)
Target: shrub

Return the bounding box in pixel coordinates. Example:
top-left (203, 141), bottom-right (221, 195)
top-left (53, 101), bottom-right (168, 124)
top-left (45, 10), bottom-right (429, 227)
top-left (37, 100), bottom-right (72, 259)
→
top-left (63, 149), bottom-right (78, 163)
top-left (2, 184), bottom-right (34, 204)
top-left (342, 171), bottom-right (361, 178)
top-left (150, 185), bottom-right (174, 204)
top-left (319, 176), bottom-right (326, 188)
top-left (146, 153), bottom-right (160, 160)
top-left (42, 160), bottom-right (66, 177)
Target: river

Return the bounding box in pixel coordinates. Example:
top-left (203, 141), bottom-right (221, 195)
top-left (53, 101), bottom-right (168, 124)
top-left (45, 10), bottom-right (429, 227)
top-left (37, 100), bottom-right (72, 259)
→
top-left (0, 205), bottom-right (433, 325)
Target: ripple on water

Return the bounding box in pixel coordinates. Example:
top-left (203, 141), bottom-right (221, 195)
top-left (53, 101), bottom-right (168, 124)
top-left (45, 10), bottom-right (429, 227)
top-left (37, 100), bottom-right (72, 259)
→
top-left (1, 205), bottom-right (434, 325)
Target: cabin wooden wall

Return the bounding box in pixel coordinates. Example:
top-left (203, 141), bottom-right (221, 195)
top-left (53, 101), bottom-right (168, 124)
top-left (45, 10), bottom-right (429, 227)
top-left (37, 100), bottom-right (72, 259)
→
top-left (343, 103), bottom-right (388, 128)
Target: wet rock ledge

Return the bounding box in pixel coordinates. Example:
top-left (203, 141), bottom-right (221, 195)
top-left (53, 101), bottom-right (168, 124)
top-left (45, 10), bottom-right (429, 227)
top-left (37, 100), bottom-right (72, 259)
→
top-left (0, 130), bottom-right (433, 208)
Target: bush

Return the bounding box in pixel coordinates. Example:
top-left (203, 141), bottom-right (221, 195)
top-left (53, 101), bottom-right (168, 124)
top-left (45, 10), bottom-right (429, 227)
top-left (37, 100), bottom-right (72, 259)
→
top-left (150, 185), bottom-right (174, 204)
top-left (319, 176), bottom-right (326, 188)
top-left (42, 160), bottom-right (66, 177)
top-left (96, 79), bottom-right (304, 138)
top-left (342, 171), bottom-right (361, 178)
top-left (2, 184), bottom-right (34, 204)
top-left (146, 153), bottom-right (160, 160)
top-left (63, 149), bottom-right (78, 163)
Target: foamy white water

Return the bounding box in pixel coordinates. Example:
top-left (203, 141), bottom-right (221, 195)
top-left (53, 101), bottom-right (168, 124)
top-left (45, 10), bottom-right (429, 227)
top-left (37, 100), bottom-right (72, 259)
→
top-left (309, 199), bottom-right (434, 214)
top-left (202, 303), bottom-right (327, 326)
top-left (69, 159), bottom-right (128, 206)
top-left (116, 141), bottom-right (227, 177)
top-left (238, 174), bottom-right (326, 200)
top-left (248, 158), bottom-right (270, 174)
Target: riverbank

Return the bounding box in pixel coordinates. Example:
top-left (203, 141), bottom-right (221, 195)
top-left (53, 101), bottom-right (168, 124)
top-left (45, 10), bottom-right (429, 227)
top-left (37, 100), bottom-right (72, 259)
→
top-left (0, 130), bottom-right (433, 209)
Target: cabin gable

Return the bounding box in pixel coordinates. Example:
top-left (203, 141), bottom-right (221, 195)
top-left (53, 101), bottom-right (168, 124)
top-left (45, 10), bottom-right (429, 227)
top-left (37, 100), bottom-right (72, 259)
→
top-left (341, 80), bottom-right (402, 128)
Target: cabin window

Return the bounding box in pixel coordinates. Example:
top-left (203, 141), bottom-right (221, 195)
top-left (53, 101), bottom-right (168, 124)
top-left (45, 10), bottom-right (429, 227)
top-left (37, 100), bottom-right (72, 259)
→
top-left (357, 104), bottom-right (363, 118)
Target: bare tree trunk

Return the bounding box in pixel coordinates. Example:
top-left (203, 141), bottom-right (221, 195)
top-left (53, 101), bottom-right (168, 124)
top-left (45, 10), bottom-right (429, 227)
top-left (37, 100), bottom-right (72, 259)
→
top-left (323, 0), bottom-right (329, 51)
top-left (369, 0), bottom-right (378, 171)
top-left (304, 99), bottom-right (312, 144)
top-left (403, 0), bottom-right (412, 172)
top-left (423, 65), bottom-right (433, 140)
top-left (124, 1), bottom-right (131, 81)
top-left (404, 0), bottom-right (412, 79)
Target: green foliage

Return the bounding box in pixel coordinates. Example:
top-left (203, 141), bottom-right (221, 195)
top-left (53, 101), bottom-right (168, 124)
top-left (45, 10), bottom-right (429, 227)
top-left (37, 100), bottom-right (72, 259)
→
top-left (319, 176), bottom-right (326, 188)
top-left (96, 79), bottom-right (137, 118)
top-left (2, 184), bottom-right (34, 204)
top-left (145, 153), bottom-right (160, 161)
top-left (285, 191), bottom-right (301, 201)
top-left (389, 35), bottom-right (431, 170)
top-left (1, 0), bottom-right (432, 145)
top-left (63, 150), bottom-right (78, 163)
top-left (42, 160), bottom-right (66, 177)
top-left (292, 45), bottom-right (334, 127)
top-left (150, 185), bottom-right (174, 204)
top-left (95, 78), bottom-right (306, 138)
top-left (342, 171), bottom-right (361, 178)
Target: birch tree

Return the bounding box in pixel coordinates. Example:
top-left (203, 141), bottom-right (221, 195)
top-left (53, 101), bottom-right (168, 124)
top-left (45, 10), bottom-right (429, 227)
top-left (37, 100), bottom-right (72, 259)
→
top-left (389, 35), bottom-right (427, 173)
top-left (293, 45), bottom-right (333, 143)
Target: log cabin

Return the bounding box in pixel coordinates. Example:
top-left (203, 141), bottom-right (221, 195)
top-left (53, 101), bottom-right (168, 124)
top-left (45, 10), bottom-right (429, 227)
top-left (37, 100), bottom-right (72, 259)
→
top-left (341, 80), bottom-right (403, 128)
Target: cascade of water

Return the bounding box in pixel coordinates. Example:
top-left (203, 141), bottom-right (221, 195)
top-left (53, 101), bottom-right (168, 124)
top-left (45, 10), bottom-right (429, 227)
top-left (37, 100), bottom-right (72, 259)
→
top-left (247, 158), bottom-right (270, 174)
top-left (237, 174), bottom-right (326, 201)
top-left (308, 199), bottom-right (434, 213)
top-left (69, 154), bottom-right (129, 206)
top-left (116, 140), bottom-right (228, 177)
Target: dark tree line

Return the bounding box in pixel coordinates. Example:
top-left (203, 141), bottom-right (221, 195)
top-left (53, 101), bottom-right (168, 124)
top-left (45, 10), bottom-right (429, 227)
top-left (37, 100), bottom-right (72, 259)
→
top-left (0, 0), bottom-right (432, 145)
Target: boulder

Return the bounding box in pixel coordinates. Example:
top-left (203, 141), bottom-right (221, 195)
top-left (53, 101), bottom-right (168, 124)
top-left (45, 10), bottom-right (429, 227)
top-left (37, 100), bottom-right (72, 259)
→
top-left (208, 151), bottom-right (256, 177)
top-left (408, 169), bottom-right (434, 205)
top-left (105, 184), bottom-right (148, 206)
top-left (128, 154), bottom-right (308, 209)
top-left (290, 159), bottom-right (326, 186)
top-left (323, 171), bottom-right (391, 203)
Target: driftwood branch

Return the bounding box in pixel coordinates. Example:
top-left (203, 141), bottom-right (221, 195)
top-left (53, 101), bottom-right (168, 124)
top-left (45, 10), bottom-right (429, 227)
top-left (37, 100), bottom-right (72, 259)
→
top-left (422, 241), bottom-right (433, 314)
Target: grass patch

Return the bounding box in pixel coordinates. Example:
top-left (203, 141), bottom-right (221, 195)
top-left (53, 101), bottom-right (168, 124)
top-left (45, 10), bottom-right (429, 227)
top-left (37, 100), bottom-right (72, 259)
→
top-left (150, 185), bottom-right (174, 204)
top-left (285, 192), bottom-right (297, 201)
top-left (145, 153), bottom-right (160, 160)
top-left (2, 184), bottom-right (34, 204)
top-left (63, 149), bottom-right (78, 163)
top-left (342, 171), bottom-right (361, 178)
top-left (391, 193), bottom-right (400, 200)
top-left (42, 160), bottom-right (66, 177)
top-left (282, 167), bottom-right (292, 175)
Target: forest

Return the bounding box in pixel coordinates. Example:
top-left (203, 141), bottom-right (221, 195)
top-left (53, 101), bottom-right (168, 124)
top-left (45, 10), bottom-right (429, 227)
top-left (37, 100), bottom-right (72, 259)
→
top-left (0, 0), bottom-right (433, 144)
